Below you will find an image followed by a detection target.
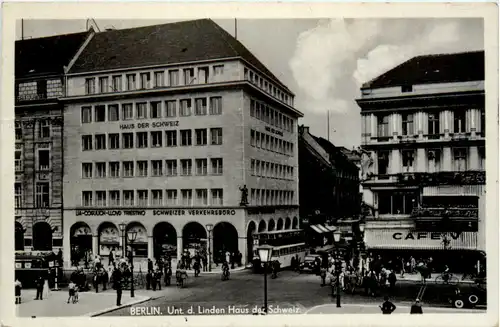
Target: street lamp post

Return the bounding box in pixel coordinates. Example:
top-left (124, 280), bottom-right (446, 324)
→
top-left (127, 230), bottom-right (138, 298)
top-left (333, 230), bottom-right (342, 308)
top-left (358, 222), bottom-right (366, 275)
top-left (258, 244), bottom-right (273, 314)
top-left (118, 222), bottom-right (126, 258)
top-left (206, 223), bottom-right (214, 272)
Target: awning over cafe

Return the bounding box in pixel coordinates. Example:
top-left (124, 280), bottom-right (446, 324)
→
top-left (310, 224), bottom-right (331, 234)
top-left (364, 229), bottom-right (478, 250)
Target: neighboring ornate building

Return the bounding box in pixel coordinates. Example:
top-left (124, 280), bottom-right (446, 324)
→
top-left (61, 19), bottom-right (302, 268)
top-left (14, 31), bottom-right (93, 252)
top-left (356, 51), bottom-right (486, 270)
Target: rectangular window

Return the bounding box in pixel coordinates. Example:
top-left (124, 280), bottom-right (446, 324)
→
top-left (166, 100), bottom-right (177, 117)
top-left (453, 148), bottom-right (467, 171)
top-left (209, 97), bottom-right (222, 115)
top-left (402, 150), bottom-right (415, 172)
top-left (195, 129), bottom-right (207, 146)
top-left (82, 135), bottom-right (93, 150)
top-left (95, 191), bottom-right (106, 206)
top-left (95, 162), bottom-right (106, 178)
top-left (181, 189), bottom-right (192, 206)
top-left (180, 99), bottom-right (192, 116)
top-left (198, 66), bottom-right (209, 84)
top-left (151, 190), bottom-right (163, 205)
top-left (180, 159), bottom-right (192, 176)
top-left (402, 113), bottom-right (414, 135)
top-left (35, 182), bottom-right (50, 207)
top-left (427, 149), bottom-right (441, 173)
top-left (137, 161), bottom-right (148, 177)
top-left (454, 110), bottom-right (466, 133)
top-left (38, 149), bottom-right (50, 170)
top-left (95, 134), bottom-right (106, 150)
top-left (81, 106), bottom-right (92, 123)
top-left (166, 130), bottom-right (177, 147)
top-left (211, 158), bottom-right (223, 175)
top-left (211, 189), bottom-right (223, 206)
top-left (195, 189), bottom-right (208, 206)
top-left (122, 104), bottom-right (133, 120)
top-left (82, 191), bottom-right (92, 207)
top-left (480, 111), bottom-right (485, 134)
top-left (123, 190), bottom-right (134, 206)
top-left (109, 191), bottom-right (120, 206)
top-left (151, 131), bottom-right (162, 147)
top-left (109, 134), bottom-right (120, 149)
top-left (377, 115), bottom-right (389, 137)
top-left (112, 75), bottom-right (122, 92)
top-left (15, 150), bottom-right (23, 171)
top-left (109, 162), bottom-right (120, 178)
top-left (152, 160), bottom-right (163, 176)
top-left (94, 105), bottom-right (106, 122)
top-left (140, 73), bottom-right (150, 89)
top-left (15, 183), bottom-right (22, 208)
top-left (195, 98), bottom-right (207, 115)
top-left (137, 132), bottom-right (148, 148)
top-left (15, 122), bottom-right (23, 140)
top-left (250, 130), bottom-right (255, 147)
top-left (213, 65), bottom-right (224, 76)
top-left (38, 120), bottom-right (51, 139)
top-left (154, 71), bottom-right (164, 88)
top-left (210, 128), bottom-right (223, 145)
top-left (150, 102), bottom-right (162, 119)
top-left (137, 190), bottom-right (148, 206)
top-left (183, 68), bottom-right (195, 85)
top-left (136, 103), bottom-right (147, 119)
top-left (168, 70), bottom-right (179, 86)
top-left (166, 190), bottom-right (178, 205)
top-left (99, 77), bottom-right (109, 93)
top-left (377, 151), bottom-right (389, 175)
top-left (85, 78), bottom-right (95, 94)
top-left (180, 129), bottom-right (192, 146)
top-left (428, 113), bottom-right (440, 135)
top-left (108, 104), bottom-right (119, 121)
top-left (195, 158), bottom-right (208, 176)
top-left (479, 146), bottom-right (485, 170)
top-left (123, 161), bottom-right (134, 177)
top-left (126, 74), bottom-right (136, 91)
top-left (166, 160), bottom-right (178, 176)
top-left (122, 133), bottom-right (134, 149)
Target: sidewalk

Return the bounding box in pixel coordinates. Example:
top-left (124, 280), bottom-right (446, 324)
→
top-left (16, 289), bottom-right (150, 317)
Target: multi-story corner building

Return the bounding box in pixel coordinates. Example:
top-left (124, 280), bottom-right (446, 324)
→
top-left (61, 19), bottom-right (302, 268)
top-left (14, 31), bottom-right (92, 253)
top-left (298, 126), bottom-right (360, 249)
top-left (356, 51), bottom-right (485, 270)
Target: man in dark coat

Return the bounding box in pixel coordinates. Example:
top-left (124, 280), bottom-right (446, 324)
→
top-left (380, 296), bottom-right (396, 314)
top-left (112, 267), bottom-right (123, 306)
top-left (388, 270), bottom-right (397, 290)
top-left (410, 299), bottom-right (423, 314)
top-left (34, 276), bottom-right (44, 300)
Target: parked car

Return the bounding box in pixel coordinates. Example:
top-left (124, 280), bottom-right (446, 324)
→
top-left (450, 286), bottom-right (486, 309)
top-left (299, 255), bottom-right (321, 273)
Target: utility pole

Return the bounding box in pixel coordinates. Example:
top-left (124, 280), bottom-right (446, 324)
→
top-left (21, 19), bottom-right (24, 40)
top-left (235, 18), bottom-right (238, 39)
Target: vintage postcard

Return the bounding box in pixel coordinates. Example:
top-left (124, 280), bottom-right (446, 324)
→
top-left (0, 2), bottom-right (498, 327)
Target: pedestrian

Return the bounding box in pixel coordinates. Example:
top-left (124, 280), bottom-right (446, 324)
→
top-left (109, 249), bottom-right (115, 267)
top-left (155, 268), bottom-right (162, 290)
top-left (388, 269), bottom-right (397, 290)
top-left (112, 267), bottom-right (123, 306)
top-left (320, 266), bottom-right (327, 286)
top-left (67, 281), bottom-right (76, 304)
top-left (151, 270), bottom-right (157, 291)
top-left (35, 276), bottom-right (44, 300)
top-left (102, 268), bottom-right (109, 291)
top-left (146, 270), bottom-right (152, 290)
top-left (147, 258), bottom-right (154, 273)
top-left (231, 253), bottom-right (235, 269)
top-left (93, 270), bottom-right (100, 293)
top-left (379, 296), bottom-right (396, 314)
top-left (410, 298), bottom-right (423, 314)
top-left (164, 265), bottom-right (172, 286)
top-left (15, 279), bottom-right (22, 304)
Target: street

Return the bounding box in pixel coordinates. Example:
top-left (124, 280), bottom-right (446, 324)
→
top-left (102, 270), bottom-right (484, 316)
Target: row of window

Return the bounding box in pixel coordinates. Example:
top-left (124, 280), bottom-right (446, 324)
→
top-left (82, 158), bottom-right (223, 178)
top-left (250, 129), bottom-right (294, 156)
top-left (17, 79), bottom-right (63, 101)
top-left (84, 65), bottom-right (225, 95)
top-left (81, 189), bottom-right (224, 207)
top-left (81, 97), bottom-right (222, 123)
top-left (15, 148), bottom-right (52, 172)
top-left (15, 121), bottom-right (51, 141)
top-left (249, 188), bottom-right (295, 206)
top-left (250, 98), bottom-right (294, 133)
top-left (376, 147), bottom-right (486, 174)
top-left (374, 110), bottom-right (486, 138)
top-left (14, 182), bottom-right (49, 208)
top-left (81, 128), bottom-right (223, 151)
top-left (250, 159), bottom-right (294, 180)
top-left (244, 67), bottom-right (292, 106)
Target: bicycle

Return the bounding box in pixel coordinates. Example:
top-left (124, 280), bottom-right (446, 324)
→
top-left (435, 272), bottom-right (459, 285)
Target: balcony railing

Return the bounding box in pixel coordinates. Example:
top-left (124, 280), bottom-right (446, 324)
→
top-left (17, 93), bottom-right (47, 102)
top-left (365, 170), bottom-right (485, 186)
top-left (411, 207), bottom-right (479, 218)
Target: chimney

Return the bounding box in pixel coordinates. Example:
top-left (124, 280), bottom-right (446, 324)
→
top-left (302, 126), bottom-right (310, 135)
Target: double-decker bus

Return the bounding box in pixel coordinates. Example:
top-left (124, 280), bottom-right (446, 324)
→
top-left (252, 229), bottom-right (307, 268)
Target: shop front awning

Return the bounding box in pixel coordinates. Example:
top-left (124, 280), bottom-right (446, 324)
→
top-left (364, 229), bottom-right (478, 250)
top-left (310, 224), bottom-right (331, 234)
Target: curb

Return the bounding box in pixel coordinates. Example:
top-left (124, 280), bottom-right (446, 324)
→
top-left (86, 296), bottom-right (152, 317)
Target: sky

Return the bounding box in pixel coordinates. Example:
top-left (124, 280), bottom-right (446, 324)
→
top-left (16, 18), bottom-right (484, 148)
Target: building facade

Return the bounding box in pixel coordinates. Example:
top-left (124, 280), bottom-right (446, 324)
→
top-left (357, 51), bottom-right (485, 270)
top-left (61, 19), bottom-right (302, 268)
top-left (14, 31), bottom-right (92, 253)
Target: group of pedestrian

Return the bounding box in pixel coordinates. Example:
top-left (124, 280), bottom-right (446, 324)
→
top-left (215, 250), bottom-right (242, 269)
top-left (379, 296), bottom-right (424, 314)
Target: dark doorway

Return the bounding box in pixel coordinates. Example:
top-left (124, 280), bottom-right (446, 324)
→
top-left (15, 222), bottom-right (24, 251)
top-left (33, 222), bottom-right (52, 251)
top-left (153, 222), bottom-right (177, 259)
top-left (247, 221), bottom-right (257, 263)
top-left (182, 222), bottom-right (207, 255)
top-left (213, 222), bottom-right (238, 263)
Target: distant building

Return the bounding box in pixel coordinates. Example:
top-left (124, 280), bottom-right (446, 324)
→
top-left (356, 51), bottom-right (485, 269)
top-left (14, 31), bottom-right (93, 253)
top-left (298, 126), bottom-right (360, 248)
top-left (61, 19), bottom-right (302, 267)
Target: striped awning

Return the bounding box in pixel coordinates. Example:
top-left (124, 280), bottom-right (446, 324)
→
top-left (365, 229), bottom-right (478, 250)
top-left (324, 225), bottom-right (337, 232)
top-left (310, 224), bottom-right (331, 234)
top-left (310, 225), bottom-right (324, 233)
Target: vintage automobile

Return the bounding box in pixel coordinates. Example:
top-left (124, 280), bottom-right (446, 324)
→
top-left (299, 254), bottom-right (322, 273)
top-left (450, 285), bottom-right (487, 309)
